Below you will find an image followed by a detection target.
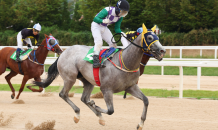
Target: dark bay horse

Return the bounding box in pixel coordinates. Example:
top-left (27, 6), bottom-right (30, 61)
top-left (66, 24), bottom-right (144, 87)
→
top-left (123, 52), bottom-right (152, 98)
top-left (34, 24), bottom-right (166, 130)
top-left (0, 34), bottom-right (62, 99)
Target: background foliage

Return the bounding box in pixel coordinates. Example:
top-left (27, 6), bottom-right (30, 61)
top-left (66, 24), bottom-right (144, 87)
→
top-left (0, 0), bottom-right (218, 46)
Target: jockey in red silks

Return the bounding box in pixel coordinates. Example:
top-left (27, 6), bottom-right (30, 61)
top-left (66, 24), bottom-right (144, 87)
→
top-left (91, 0), bottom-right (130, 68)
top-left (16, 23), bottom-right (41, 62)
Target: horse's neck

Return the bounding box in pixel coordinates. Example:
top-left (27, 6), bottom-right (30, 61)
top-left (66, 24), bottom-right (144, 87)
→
top-left (121, 35), bottom-right (143, 70)
top-left (139, 54), bottom-right (150, 75)
top-left (34, 45), bottom-right (49, 64)
top-left (141, 53), bottom-right (150, 65)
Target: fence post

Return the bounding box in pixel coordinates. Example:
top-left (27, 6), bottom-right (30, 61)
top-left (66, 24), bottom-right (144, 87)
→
top-left (79, 81), bottom-right (82, 86)
top-left (179, 66), bottom-right (183, 99)
top-left (215, 47), bottom-right (218, 59)
top-left (170, 49), bottom-right (172, 58)
top-left (197, 66), bottom-right (201, 90)
top-left (200, 49), bottom-right (202, 57)
top-left (180, 47), bottom-right (183, 59)
top-left (161, 66), bottom-right (164, 75)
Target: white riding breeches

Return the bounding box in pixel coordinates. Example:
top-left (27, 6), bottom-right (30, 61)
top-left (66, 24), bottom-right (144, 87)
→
top-left (17, 31), bottom-right (32, 50)
top-left (91, 22), bottom-right (117, 54)
top-left (121, 36), bottom-right (130, 48)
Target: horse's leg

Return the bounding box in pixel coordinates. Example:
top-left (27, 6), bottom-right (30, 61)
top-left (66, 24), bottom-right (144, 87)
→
top-left (5, 70), bottom-right (18, 99)
top-left (16, 75), bottom-right (29, 99)
top-left (125, 84), bottom-right (149, 130)
top-left (80, 78), bottom-right (105, 126)
top-left (27, 77), bottom-right (43, 92)
top-left (89, 89), bottom-right (114, 116)
top-left (59, 80), bottom-right (80, 123)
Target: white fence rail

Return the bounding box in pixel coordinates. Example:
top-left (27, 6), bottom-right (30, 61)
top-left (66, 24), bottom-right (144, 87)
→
top-left (1, 46), bottom-right (218, 98)
top-left (1, 46), bottom-right (218, 59)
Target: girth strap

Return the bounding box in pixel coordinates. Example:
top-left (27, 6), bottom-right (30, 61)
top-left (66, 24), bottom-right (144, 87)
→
top-left (18, 62), bottom-right (24, 75)
top-left (93, 68), bottom-right (100, 86)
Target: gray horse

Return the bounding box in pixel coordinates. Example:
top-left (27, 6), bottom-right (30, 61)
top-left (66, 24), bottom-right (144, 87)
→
top-left (34, 24), bottom-right (166, 130)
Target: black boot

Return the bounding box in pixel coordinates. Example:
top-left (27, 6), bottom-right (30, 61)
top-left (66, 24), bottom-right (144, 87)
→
top-left (15, 50), bottom-right (22, 62)
top-left (93, 55), bottom-right (101, 68)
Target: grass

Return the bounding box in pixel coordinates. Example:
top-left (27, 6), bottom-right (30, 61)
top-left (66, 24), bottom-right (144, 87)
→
top-left (143, 66), bottom-right (218, 76)
top-left (0, 84), bottom-right (218, 100)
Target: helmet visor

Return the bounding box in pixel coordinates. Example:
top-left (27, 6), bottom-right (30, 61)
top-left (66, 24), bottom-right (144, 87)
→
top-left (119, 10), bottom-right (128, 17)
top-left (34, 29), bottom-right (40, 33)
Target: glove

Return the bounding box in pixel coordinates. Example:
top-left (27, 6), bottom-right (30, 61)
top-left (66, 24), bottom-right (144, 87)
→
top-left (102, 19), bottom-right (110, 24)
top-left (121, 32), bottom-right (127, 37)
top-left (27, 44), bottom-right (31, 49)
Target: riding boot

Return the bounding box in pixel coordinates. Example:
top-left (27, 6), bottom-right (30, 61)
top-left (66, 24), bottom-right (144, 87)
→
top-left (15, 48), bottom-right (22, 62)
top-left (93, 55), bottom-right (101, 68)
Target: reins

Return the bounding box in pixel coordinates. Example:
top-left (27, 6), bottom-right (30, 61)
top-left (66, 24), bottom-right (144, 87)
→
top-left (27, 37), bottom-right (58, 65)
top-left (107, 33), bottom-right (151, 72)
top-left (112, 33), bottom-right (146, 50)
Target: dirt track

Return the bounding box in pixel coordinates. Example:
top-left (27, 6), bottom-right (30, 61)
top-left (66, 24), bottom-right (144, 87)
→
top-left (0, 91), bottom-right (218, 130)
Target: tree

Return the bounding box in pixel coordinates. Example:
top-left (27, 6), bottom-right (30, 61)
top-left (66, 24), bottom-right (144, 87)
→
top-left (144, 0), bottom-right (218, 33)
top-left (60, 0), bottom-right (71, 30)
top-left (0, 0), bottom-right (17, 30)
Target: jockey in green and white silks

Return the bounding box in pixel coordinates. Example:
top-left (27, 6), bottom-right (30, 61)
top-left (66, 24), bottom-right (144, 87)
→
top-left (91, 0), bottom-right (130, 68)
top-left (16, 23), bottom-right (41, 62)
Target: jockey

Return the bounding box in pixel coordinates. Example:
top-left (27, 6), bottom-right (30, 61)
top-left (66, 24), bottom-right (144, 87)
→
top-left (121, 27), bottom-right (143, 47)
top-left (91, 0), bottom-right (130, 68)
top-left (16, 23), bottom-right (41, 62)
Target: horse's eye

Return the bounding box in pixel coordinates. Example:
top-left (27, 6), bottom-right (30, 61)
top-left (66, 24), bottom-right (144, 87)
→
top-left (49, 39), bottom-right (55, 45)
top-left (147, 35), bottom-right (154, 42)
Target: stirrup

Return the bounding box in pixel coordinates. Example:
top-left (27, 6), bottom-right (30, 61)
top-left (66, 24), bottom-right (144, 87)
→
top-left (93, 63), bottom-right (101, 68)
top-left (16, 58), bottom-right (22, 63)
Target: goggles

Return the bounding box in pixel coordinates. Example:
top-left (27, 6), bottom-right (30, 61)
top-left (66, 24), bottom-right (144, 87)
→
top-left (34, 29), bottom-right (40, 33)
top-left (119, 10), bottom-right (128, 17)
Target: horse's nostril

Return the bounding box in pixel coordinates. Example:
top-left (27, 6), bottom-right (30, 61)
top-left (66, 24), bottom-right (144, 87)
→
top-left (160, 50), bottom-right (165, 53)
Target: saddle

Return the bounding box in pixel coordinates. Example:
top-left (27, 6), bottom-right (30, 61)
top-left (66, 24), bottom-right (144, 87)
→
top-left (10, 49), bottom-right (33, 61)
top-left (84, 47), bottom-right (120, 64)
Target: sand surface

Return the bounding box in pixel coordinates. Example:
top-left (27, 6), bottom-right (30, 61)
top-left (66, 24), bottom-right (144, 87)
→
top-left (0, 91), bottom-right (218, 130)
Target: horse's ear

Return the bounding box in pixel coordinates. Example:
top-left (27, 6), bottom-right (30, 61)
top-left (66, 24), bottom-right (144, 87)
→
top-left (44, 34), bottom-right (49, 38)
top-left (151, 25), bottom-right (156, 32)
top-left (142, 23), bottom-right (148, 34)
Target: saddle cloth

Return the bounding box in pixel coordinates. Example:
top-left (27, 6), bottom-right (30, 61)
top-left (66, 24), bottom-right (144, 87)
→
top-left (83, 47), bottom-right (120, 64)
top-left (10, 49), bottom-right (33, 61)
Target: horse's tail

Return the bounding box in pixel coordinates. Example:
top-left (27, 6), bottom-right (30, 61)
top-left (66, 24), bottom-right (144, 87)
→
top-left (33, 57), bottom-right (59, 88)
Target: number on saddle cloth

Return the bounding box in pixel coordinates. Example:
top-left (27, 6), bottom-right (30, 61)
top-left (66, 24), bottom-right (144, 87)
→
top-left (10, 49), bottom-right (33, 61)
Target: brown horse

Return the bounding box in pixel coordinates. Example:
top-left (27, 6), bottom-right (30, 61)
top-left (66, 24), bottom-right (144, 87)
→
top-left (0, 34), bottom-right (62, 99)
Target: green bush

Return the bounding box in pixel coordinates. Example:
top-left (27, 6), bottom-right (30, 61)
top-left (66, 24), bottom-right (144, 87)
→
top-left (160, 28), bottom-right (218, 46)
top-left (1, 26), bottom-right (218, 46)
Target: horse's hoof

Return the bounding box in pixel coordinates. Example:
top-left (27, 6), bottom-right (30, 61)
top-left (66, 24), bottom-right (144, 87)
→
top-left (99, 119), bottom-right (105, 126)
top-left (87, 100), bottom-right (95, 106)
top-left (74, 116), bottom-right (80, 123)
top-left (137, 124), bottom-right (143, 130)
top-left (11, 95), bottom-right (14, 99)
top-left (27, 86), bottom-right (30, 89)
